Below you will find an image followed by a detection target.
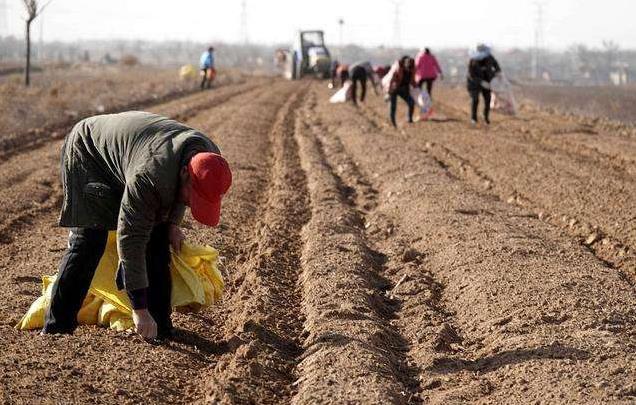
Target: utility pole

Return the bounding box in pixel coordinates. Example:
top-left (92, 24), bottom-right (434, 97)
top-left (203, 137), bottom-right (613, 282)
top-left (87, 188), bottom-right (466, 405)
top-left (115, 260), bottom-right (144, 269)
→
top-left (337, 18), bottom-right (344, 60)
top-left (388, 0), bottom-right (403, 49)
top-left (0, 0), bottom-right (8, 38)
top-left (239, 0), bottom-right (248, 44)
top-left (531, 1), bottom-right (546, 80)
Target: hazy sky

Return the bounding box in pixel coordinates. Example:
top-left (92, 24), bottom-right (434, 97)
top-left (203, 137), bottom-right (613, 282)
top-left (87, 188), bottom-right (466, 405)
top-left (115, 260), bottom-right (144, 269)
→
top-left (2, 0), bottom-right (635, 49)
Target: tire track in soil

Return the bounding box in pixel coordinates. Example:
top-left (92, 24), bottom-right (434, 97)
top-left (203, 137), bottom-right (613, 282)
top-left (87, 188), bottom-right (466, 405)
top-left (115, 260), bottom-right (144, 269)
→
top-left (292, 88), bottom-right (425, 403)
top-left (199, 85), bottom-right (311, 404)
top-left (0, 80), bottom-right (267, 246)
top-left (0, 79), bottom-right (294, 405)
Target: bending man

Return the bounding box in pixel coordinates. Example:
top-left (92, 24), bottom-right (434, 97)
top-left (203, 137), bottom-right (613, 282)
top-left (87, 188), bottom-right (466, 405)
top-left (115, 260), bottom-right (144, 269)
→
top-left (43, 111), bottom-right (232, 339)
top-left (348, 61), bottom-right (380, 105)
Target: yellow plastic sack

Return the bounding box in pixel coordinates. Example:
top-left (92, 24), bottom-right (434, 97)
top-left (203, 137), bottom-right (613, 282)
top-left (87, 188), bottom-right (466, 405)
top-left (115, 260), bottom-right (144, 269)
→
top-left (16, 232), bottom-right (224, 331)
top-left (179, 64), bottom-right (197, 81)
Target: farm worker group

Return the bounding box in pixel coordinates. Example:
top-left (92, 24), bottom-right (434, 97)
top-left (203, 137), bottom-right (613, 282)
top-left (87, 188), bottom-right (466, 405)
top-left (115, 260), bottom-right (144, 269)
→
top-left (41, 111), bottom-right (232, 339)
top-left (328, 44), bottom-right (504, 127)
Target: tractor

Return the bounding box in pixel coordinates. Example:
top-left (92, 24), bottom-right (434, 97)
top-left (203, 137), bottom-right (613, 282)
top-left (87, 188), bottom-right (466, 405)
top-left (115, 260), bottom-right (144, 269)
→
top-left (277, 30), bottom-right (332, 80)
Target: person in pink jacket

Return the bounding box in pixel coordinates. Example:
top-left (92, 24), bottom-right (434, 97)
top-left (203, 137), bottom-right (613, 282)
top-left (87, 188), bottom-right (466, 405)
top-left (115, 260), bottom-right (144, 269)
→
top-left (415, 48), bottom-right (443, 99)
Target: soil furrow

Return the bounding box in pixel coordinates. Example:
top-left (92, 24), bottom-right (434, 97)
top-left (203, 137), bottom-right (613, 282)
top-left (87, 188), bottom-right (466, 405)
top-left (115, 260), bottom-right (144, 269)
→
top-left (292, 89), bottom-right (421, 404)
top-left (313, 91), bottom-right (468, 404)
top-left (313, 83), bottom-right (636, 403)
top-left (419, 139), bottom-right (636, 287)
top-left (199, 85), bottom-right (311, 404)
top-left (362, 89), bottom-right (636, 285)
top-left (0, 79), bottom-right (299, 404)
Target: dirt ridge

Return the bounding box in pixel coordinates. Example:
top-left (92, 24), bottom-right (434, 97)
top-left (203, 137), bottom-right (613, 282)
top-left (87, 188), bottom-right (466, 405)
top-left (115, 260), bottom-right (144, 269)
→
top-left (202, 85), bottom-right (311, 404)
top-left (291, 90), bottom-right (423, 403)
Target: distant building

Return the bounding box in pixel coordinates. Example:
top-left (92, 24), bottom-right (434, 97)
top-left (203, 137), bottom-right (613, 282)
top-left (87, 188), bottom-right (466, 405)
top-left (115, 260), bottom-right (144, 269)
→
top-left (610, 62), bottom-right (629, 86)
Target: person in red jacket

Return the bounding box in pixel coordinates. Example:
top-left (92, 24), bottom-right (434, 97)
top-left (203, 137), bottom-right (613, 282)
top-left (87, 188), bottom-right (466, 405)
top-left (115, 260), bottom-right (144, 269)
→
top-left (415, 48), bottom-right (443, 99)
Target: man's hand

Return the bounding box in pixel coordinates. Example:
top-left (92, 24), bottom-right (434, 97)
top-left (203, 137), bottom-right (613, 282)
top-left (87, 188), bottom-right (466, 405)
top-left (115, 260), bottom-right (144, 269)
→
top-left (169, 224), bottom-right (185, 253)
top-left (132, 309), bottom-right (157, 339)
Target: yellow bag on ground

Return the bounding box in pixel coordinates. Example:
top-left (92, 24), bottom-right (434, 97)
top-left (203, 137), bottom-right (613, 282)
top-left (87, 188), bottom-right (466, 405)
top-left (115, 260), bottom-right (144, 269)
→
top-left (16, 232), bottom-right (224, 331)
top-left (179, 64), bottom-right (197, 80)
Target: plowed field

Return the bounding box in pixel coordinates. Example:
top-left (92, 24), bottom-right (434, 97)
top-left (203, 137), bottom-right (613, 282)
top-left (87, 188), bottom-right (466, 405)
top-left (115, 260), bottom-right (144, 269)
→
top-left (1, 77), bottom-right (634, 404)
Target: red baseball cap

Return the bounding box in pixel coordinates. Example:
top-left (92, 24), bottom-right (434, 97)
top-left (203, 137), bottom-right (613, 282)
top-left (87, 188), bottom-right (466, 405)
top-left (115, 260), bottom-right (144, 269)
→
top-left (187, 152), bottom-right (232, 227)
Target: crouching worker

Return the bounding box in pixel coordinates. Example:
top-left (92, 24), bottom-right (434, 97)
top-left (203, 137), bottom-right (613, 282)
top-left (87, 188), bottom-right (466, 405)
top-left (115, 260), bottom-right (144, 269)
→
top-left (348, 61), bottom-right (380, 105)
top-left (42, 111), bottom-right (232, 339)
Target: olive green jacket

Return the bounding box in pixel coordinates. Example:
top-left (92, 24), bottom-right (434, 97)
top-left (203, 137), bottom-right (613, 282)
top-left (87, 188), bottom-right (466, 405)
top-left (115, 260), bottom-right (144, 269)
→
top-left (59, 111), bottom-right (220, 291)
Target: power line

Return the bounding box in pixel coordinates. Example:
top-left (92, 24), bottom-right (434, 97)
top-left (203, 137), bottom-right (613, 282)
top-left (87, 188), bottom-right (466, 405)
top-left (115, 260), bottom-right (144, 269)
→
top-left (387, 0), bottom-right (403, 48)
top-left (0, 0), bottom-right (8, 37)
top-left (532, 1), bottom-right (546, 79)
top-left (337, 18), bottom-right (344, 59)
top-left (239, 0), bottom-right (248, 44)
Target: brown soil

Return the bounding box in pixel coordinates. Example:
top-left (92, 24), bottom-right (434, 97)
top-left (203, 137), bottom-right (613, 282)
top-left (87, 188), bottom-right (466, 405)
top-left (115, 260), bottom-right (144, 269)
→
top-left (518, 84), bottom-right (636, 124)
top-left (0, 78), bottom-right (634, 404)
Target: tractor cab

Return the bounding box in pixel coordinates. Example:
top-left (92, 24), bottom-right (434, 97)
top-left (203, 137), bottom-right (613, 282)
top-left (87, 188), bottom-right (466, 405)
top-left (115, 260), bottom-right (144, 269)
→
top-left (290, 30), bottom-right (332, 79)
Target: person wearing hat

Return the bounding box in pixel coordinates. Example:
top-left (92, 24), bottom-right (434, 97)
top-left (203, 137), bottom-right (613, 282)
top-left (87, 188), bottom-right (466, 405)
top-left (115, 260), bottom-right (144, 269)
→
top-left (42, 111), bottom-right (232, 339)
top-left (467, 44), bottom-right (501, 125)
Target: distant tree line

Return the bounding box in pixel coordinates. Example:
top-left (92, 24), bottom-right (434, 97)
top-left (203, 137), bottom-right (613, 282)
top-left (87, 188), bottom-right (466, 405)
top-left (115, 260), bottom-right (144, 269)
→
top-left (0, 36), bottom-right (633, 86)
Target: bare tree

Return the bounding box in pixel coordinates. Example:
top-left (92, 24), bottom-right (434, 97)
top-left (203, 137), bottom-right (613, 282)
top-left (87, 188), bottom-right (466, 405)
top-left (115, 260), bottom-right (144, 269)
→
top-left (22, 0), bottom-right (51, 86)
top-left (602, 40), bottom-right (620, 70)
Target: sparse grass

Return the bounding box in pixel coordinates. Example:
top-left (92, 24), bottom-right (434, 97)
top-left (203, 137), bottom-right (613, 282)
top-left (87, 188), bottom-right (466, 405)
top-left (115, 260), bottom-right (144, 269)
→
top-left (0, 63), bottom-right (198, 138)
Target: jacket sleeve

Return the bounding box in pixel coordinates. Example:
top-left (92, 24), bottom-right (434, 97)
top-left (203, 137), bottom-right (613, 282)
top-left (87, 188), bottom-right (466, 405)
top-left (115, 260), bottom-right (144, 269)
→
top-left (168, 203), bottom-right (186, 225)
top-left (116, 172), bottom-right (160, 292)
top-left (490, 56), bottom-right (502, 74)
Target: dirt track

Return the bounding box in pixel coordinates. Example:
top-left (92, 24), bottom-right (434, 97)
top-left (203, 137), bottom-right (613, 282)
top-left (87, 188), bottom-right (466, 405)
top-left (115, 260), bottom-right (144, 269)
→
top-left (0, 77), bottom-right (634, 404)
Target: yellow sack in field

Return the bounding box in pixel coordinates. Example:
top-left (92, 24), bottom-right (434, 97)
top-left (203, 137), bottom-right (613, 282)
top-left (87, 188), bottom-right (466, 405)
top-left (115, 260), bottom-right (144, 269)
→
top-left (179, 64), bottom-right (197, 80)
top-left (16, 232), bottom-right (224, 331)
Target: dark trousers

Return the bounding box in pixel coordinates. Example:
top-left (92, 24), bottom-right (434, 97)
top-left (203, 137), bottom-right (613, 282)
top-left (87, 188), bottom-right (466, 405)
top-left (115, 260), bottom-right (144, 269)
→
top-left (418, 78), bottom-right (435, 99)
top-left (389, 87), bottom-right (415, 127)
top-left (470, 87), bottom-right (492, 123)
top-left (43, 224), bottom-right (172, 334)
top-left (350, 66), bottom-right (367, 105)
top-left (200, 68), bottom-right (212, 89)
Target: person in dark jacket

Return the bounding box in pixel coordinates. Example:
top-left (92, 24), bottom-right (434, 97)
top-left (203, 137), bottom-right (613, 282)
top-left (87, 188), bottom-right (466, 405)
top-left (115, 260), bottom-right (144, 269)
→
top-left (348, 61), bottom-right (380, 105)
top-left (42, 111), bottom-right (232, 339)
top-left (388, 56), bottom-right (416, 127)
top-left (467, 44), bottom-right (501, 125)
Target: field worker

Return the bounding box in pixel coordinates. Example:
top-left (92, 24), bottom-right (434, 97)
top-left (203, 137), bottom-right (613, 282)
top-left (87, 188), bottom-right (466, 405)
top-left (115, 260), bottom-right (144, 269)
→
top-left (347, 61), bottom-right (380, 105)
top-left (387, 56), bottom-right (416, 127)
top-left (415, 48), bottom-right (443, 99)
top-left (42, 111), bottom-right (232, 339)
top-left (373, 64), bottom-right (391, 80)
top-left (330, 61), bottom-right (350, 89)
top-left (467, 44), bottom-right (501, 125)
top-left (200, 46), bottom-right (216, 90)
